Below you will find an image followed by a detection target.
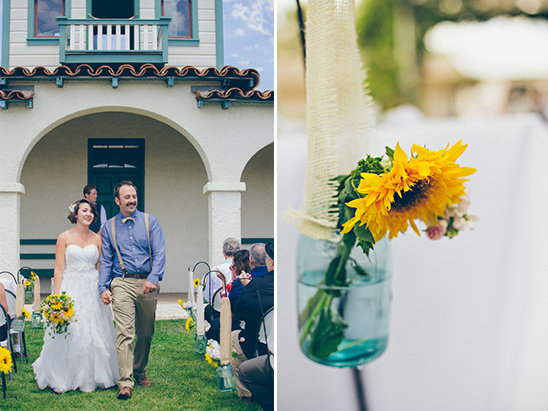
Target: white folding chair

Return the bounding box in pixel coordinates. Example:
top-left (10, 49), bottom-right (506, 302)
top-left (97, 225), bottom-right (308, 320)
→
top-left (212, 288), bottom-right (223, 315)
top-left (5, 290), bottom-right (27, 365)
top-left (0, 272), bottom-right (17, 287)
top-left (0, 304), bottom-right (14, 376)
top-left (255, 306), bottom-right (274, 357)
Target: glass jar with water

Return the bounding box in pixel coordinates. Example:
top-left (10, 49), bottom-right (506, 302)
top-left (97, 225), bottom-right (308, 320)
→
top-left (297, 234), bottom-right (392, 367)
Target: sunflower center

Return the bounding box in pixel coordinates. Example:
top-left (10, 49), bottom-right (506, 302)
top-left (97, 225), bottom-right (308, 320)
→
top-left (392, 179), bottom-right (430, 211)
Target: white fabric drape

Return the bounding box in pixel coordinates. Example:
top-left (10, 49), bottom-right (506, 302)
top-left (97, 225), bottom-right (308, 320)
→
top-left (278, 113), bottom-right (548, 411)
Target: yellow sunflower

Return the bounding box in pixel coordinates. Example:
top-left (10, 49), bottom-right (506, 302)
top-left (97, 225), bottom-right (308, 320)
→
top-left (0, 347), bottom-right (12, 374)
top-left (22, 307), bottom-right (31, 319)
top-left (185, 317), bottom-right (194, 332)
top-left (62, 307), bottom-right (74, 319)
top-left (342, 140), bottom-right (476, 241)
top-left (193, 279), bottom-right (201, 288)
top-left (50, 301), bottom-right (63, 311)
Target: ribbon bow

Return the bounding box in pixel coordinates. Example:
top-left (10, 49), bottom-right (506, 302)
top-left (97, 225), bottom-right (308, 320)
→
top-left (122, 217), bottom-right (135, 224)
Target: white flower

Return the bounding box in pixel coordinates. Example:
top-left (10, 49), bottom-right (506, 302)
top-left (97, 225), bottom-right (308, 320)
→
top-left (455, 195), bottom-right (471, 216)
top-left (452, 217), bottom-right (466, 230)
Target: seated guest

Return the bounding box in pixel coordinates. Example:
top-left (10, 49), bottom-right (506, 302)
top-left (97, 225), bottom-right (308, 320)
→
top-left (205, 249), bottom-right (251, 342)
top-left (0, 283), bottom-right (10, 344)
top-left (204, 237), bottom-right (241, 304)
top-left (239, 346), bottom-right (274, 411)
top-left (231, 242), bottom-right (274, 402)
top-left (228, 243), bottom-right (268, 311)
top-left (226, 249), bottom-right (251, 294)
top-left (0, 278), bottom-right (23, 357)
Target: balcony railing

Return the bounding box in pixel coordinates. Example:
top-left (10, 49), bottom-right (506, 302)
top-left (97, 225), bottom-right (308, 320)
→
top-left (57, 17), bottom-right (171, 65)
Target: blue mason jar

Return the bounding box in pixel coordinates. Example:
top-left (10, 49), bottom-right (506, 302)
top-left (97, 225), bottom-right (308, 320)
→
top-left (297, 234), bottom-right (392, 367)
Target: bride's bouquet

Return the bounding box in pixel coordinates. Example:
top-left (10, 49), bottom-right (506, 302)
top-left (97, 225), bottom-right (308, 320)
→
top-left (41, 292), bottom-right (76, 338)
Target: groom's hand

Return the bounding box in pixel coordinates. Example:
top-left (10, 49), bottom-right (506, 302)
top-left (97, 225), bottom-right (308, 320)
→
top-left (101, 290), bottom-right (113, 305)
top-left (143, 281), bottom-right (157, 294)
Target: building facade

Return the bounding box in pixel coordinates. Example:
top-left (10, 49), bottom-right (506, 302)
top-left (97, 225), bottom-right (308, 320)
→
top-left (0, 0), bottom-right (274, 292)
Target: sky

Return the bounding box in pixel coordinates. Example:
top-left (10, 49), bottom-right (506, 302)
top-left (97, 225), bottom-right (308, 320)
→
top-left (223, 0), bottom-right (274, 91)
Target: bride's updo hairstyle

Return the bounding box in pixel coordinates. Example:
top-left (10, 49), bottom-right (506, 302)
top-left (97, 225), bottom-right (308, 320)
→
top-left (67, 199), bottom-right (98, 224)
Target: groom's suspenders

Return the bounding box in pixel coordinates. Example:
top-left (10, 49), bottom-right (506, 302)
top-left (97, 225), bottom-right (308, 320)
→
top-left (111, 213), bottom-right (153, 278)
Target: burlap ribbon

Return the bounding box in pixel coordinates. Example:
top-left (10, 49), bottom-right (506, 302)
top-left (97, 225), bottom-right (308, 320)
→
top-left (296, 0), bottom-right (375, 241)
top-left (33, 275), bottom-right (41, 313)
top-left (16, 283), bottom-right (24, 317)
top-left (219, 298), bottom-right (232, 366)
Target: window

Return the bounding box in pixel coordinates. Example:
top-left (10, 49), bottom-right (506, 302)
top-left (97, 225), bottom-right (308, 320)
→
top-left (35, 0), bottom-right (65, 37)
top-left (162, 0), bottom-right (191, 38)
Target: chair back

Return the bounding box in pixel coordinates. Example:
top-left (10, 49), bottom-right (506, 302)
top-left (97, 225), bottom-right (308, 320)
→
top-left (4, 290), bottom-right (16, 318)
top-left (0, 305), bottom-right (9, 347)
top-left (0, 305), bottom-right (8, 329)
top-left (212, 288), bottom-right (223, 313)
top-left (255, 306), bottom-right (274, 356)
top-left (0, 272), bottom-right (17, 288)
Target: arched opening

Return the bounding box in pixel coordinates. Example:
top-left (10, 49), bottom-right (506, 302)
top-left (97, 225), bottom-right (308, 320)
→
top-left (241, 143), bottom-right (274, 242)
top-left (20, 111), bottom-right (209, 292)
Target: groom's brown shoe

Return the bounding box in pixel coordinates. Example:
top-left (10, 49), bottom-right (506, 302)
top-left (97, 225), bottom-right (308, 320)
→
top-left (117, 387), bottom-right (132, 400)
top-left (135, 374), bottom-right (151, 386)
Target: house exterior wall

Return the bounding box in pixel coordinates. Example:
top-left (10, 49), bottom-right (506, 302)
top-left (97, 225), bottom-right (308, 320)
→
top-left (8, 0), bottom-right (218, 69)
top-left (0, 81), bottom-right (273, 292)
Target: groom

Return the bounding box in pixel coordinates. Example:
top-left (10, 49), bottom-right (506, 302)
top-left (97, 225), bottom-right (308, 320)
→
top-left (98, 181), bottom-right (166, 400)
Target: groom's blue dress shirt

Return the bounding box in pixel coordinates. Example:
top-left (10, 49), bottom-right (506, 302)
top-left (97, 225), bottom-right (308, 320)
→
top-left (98, 210), bottom-right (166, 295)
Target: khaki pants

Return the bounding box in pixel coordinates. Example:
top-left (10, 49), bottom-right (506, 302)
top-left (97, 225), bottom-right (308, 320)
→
top-left (111, 277), bottom-right (159, 389)
top-left (231, 330), bottom-right (252, 398)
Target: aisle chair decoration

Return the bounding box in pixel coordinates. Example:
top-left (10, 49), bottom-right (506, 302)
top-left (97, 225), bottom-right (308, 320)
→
top-left (291, 0), bottom-right (478, 371)
top-left (194, 279), bottom-right (207, 354)
top-left (0, 346), bottom-right (13, 399)
top-left (216, 278), bottom-right (236, 392)
top-left (31, 273), bottom-right (42, 329)
top-left (18, 267), bottom-right (36, 305)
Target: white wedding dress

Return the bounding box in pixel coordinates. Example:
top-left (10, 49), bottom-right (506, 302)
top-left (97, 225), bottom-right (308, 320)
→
top-left (33, 244), bottom-right (120, 392)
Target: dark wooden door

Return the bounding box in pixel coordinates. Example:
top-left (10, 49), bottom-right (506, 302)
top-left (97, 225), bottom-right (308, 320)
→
top-left (88, 139), bottom-right (145, 218)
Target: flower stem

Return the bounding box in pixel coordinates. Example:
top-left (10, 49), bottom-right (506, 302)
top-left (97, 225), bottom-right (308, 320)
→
top-left (298, 232), bottom-right (358, 355)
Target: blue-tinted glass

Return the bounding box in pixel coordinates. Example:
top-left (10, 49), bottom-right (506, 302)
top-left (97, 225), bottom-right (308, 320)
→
top-left (36, 0), bottom-right (64, 37)
top-left (163, 0), bottom-right (190, 38)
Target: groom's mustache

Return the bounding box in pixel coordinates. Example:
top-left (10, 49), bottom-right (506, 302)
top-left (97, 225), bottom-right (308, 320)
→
top-left (126, 202), bottom-right (136, 207)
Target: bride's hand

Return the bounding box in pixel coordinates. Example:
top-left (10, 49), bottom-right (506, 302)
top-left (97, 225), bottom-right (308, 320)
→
top-left (100, 290), bottom-right (113, 305)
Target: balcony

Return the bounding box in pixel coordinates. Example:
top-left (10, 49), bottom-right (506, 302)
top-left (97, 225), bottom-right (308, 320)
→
top-left (57, 17), bottom-right (171, 66)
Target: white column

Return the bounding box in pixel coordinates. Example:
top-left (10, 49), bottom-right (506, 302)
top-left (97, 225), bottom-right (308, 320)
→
top-left (203, 182), bottom-right (246, 267)
top-left (0, 184), bottom-right (25, 274)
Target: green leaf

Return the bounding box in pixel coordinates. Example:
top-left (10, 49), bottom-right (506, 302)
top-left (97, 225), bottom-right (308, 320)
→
top-left (308, 306), bottom-right (348, 359)
top-left (385, 146), bottom-right (395, 162)
top-left (357, 239), bottom-right (375, 255)
top-left (353, 222), bottom-right (375, 243)
top-left (350, 258), bottom-right (371, 280)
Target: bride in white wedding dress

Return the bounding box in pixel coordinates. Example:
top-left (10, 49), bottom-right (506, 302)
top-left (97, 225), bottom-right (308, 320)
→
top-left (33, 199), bottom-right (119, 393)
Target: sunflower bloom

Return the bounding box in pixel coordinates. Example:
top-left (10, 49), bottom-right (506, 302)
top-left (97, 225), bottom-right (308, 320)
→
top-left (342, 140), bottom-right (476, 241)
top-left (0, 347), bottom-right (12, 374)
top-left (193, 279), bottom-right (201, 288)
top-left (185, 317), bottom-right (194, 332)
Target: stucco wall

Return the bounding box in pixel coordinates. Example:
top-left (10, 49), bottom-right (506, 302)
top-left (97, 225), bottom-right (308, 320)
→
top-left (0, 80), bottom-right (273, 293)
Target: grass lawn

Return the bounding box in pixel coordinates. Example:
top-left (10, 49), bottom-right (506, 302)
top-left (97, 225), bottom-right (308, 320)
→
top-left (1, 319), bottom-right (259, 411)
